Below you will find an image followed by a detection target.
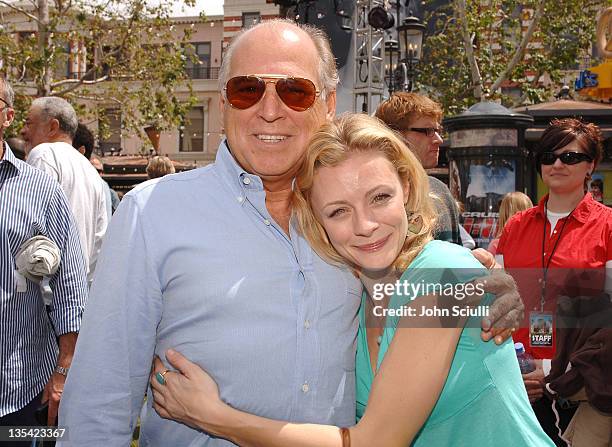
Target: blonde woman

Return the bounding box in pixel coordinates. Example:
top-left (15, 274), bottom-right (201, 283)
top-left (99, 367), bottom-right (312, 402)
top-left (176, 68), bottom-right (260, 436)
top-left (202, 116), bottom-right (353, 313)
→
top-left (146, 155), bottom-right (175, 179)
top-left (150, 114), bottom-right (553, 446)
top-left (487, 192), bottom-right (533, 255)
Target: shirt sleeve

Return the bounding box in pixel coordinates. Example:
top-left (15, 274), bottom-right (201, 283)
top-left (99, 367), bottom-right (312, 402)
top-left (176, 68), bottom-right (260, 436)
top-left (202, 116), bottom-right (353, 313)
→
top-left (495, 213), bottom-right (518, 256)
top-left (58, 194), bottom-right (163, 445)
top-left (46, 186), bottom-right (88, 335)
top-left (87, 179), bottom-right (109, 285)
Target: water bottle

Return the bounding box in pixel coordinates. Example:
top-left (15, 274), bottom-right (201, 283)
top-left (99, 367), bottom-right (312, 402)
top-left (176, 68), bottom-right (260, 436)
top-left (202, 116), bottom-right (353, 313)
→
top-left (515, 342), bottom-right (536, 374)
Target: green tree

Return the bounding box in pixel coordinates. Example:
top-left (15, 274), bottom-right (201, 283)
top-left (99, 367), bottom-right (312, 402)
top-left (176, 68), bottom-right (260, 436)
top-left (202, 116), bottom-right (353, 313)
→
top-left (419, 0), bottom-right (606, 116)
top-left (0, 0), bottom-right (201, 141)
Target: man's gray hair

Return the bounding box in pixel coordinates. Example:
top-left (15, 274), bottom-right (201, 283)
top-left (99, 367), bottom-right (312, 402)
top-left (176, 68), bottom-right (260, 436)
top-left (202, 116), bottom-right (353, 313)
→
top-left (32, 97), bottom-right (78, 138)
top-left (0, 77), bottom-right (15, 107)
top-left (218, 19), bottom-right (339, 98)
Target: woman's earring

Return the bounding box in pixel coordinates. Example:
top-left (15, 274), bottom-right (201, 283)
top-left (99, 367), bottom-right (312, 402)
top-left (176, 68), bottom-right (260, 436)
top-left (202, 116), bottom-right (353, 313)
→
top-left (406, 212), bottom-right (423, 234)
top-left (586, 172), bottom-right (593, 180)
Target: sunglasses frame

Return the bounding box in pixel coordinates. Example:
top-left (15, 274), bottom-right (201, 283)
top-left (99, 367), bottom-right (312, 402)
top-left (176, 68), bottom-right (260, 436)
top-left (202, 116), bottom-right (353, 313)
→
top-left (405, 126), bottom-right (444, 137)
top-left (538, 151), bottom-right (594, 166)
top-left (0, 97), bottom-right (11, 110)
top-left (224, 74), bottom-right (322, 112)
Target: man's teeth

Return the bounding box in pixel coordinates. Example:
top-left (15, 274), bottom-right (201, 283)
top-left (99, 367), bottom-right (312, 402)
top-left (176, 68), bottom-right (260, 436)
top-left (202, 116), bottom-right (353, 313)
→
top-left (256, 135), bottom-right (286, 142)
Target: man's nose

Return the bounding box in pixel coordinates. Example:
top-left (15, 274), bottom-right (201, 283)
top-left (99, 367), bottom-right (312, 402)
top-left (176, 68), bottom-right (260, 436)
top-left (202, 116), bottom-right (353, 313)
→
top-left (258, 82), bottom-right (284, 122)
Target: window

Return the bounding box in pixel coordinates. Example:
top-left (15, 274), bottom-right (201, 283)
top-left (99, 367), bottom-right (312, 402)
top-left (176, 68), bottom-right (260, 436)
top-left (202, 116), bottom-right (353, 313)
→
top-left (242, 12), bottom-right (261, 29)
top-left (185, 42), bottom-right (211, 79)
top-left (179, 107), bottom-right (204, 152)
top-left (98, 109), bottom-right (122, 154)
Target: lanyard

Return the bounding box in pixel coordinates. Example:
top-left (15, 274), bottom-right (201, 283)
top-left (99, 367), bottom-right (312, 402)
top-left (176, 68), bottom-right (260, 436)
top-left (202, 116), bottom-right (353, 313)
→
top-left (540, 201), bottom-right (573, 312)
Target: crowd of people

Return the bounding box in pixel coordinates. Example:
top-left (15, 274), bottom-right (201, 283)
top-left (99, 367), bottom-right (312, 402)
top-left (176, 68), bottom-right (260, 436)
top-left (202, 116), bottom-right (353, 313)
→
top-left (0, 17), bottom-right (609, 447)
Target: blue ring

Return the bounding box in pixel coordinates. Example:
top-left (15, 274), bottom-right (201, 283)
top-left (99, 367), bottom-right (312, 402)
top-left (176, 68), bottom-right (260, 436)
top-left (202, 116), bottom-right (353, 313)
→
top-left (155, 371), bottom-right (166, 385)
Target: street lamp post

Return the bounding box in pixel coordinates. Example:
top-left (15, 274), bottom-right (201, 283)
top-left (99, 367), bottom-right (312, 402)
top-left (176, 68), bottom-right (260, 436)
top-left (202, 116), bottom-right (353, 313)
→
top-left (384, 39), bottom-right (400, 95)
top-left (396, 12), bottom-right (425, 92)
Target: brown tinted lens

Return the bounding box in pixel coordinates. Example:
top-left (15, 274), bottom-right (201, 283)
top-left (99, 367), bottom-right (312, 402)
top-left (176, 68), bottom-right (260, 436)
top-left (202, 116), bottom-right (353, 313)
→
top-left (276, 77), bottom-right (317, 111)
top-left (226, 76), bottom-right (265, 109)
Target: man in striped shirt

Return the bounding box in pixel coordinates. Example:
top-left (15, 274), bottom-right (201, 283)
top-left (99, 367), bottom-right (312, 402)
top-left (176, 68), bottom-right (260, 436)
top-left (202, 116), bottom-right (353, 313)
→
top-left (0, 77), bottom-right (88, 437)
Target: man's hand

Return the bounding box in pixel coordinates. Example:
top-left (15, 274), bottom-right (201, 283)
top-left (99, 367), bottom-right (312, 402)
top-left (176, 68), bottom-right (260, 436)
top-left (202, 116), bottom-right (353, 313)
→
top-left (523, 361), bottom-right (545, 403)
top-left (474, 270), bottom-right (524, 344)
top-left (41, 371), bottom-right (66, 425)
top-left (471, 248), bottom-right (498, 270)
top-left (44, 331), bottom-right (77, 425)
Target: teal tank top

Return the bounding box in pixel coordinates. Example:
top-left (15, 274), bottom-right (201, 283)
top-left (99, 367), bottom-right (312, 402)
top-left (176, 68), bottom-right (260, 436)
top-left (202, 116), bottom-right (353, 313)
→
top-left (355, 241), bottom-right (554, 446)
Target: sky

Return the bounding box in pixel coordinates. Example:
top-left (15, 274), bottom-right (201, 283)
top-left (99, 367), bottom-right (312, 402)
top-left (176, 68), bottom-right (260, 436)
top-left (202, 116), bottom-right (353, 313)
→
top-left (175, 0), bottom-right (223, 17)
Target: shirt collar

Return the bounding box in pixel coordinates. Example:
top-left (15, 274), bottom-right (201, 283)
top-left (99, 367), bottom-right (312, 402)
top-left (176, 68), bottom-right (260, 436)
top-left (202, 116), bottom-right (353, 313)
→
top-left (214, 139), bottom-right (264, 194)
top-left (0, 142), bottom-right (22, 173)
top-left (536, 192), bottom-right (593, 224)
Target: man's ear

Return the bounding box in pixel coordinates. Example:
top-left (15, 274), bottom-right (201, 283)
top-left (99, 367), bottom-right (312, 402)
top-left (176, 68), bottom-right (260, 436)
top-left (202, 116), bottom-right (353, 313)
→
top-left (48, 118), bottom-right (61, 137)
top-left (325, 90), bottom-right (336, 121)
top-left (1, 108), bottom-right (14, 130)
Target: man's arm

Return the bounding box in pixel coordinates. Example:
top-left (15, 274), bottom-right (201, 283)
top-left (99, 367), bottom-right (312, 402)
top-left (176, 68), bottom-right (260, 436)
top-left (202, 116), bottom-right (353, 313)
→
top-left (58, 193), bottom-right (163, 446)
top-left (43, 187), bottom-right (88, 424)
top-left (42, 332), bottom-right (77, 425)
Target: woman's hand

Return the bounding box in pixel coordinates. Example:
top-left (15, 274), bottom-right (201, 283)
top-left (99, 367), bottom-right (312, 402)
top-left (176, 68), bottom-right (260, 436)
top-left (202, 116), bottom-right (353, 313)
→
top-left (150, 349), bottom-right (227, 433)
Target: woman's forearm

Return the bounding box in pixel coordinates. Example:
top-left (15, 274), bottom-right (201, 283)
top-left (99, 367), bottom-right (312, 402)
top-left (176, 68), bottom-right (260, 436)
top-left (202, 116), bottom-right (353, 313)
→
top-left (203, 405), bottom-right (344, 447)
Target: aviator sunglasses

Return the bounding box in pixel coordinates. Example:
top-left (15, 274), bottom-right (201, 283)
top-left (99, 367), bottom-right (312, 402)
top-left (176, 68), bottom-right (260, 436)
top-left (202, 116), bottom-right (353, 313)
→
top-left (224, 75), bottom-right (321, 112)
top-left (538, 151), bottom-right (593, 166)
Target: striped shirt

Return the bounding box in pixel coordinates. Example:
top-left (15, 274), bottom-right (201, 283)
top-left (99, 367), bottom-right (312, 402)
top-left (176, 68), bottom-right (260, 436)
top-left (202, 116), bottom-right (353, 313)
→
top-left (0, 144), bottom-right (88, 417)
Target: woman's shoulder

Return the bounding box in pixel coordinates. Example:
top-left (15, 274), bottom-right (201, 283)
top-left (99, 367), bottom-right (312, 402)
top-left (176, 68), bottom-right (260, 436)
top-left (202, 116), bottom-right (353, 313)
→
top-left (411, 240), bottom-right (479, 266)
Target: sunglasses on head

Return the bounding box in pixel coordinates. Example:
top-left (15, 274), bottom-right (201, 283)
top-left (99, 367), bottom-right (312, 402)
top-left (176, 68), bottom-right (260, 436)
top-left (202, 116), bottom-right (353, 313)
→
top-left (224, 75), bottom-right (321, 112)
top-left (538, 151), bottom-right (593, 166)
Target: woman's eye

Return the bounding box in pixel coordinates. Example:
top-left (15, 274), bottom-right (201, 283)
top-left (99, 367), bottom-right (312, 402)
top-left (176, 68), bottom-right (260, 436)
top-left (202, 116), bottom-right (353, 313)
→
top-left (372, 193), bottom-right (391, 203)
top-left (329, 208), bottom-right (347, 218)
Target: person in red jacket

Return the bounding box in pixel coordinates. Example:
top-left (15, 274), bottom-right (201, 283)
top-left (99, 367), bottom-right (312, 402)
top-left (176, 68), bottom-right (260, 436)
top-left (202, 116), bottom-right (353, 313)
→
top-left (497, 118), bottom-right (612, 446)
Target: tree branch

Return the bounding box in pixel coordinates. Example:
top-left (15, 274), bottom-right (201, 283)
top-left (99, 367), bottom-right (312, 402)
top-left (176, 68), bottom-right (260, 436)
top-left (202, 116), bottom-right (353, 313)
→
top-left (0, 0), bottom-right (41, 23)
top-left (511, 68), bottom-right (544, 107)
top-left (456, 0), bottom-right (482, 100)
top-left (52, 74), bottom-right (109, 90)
top-left (490, 2), bottom-right (546, 93)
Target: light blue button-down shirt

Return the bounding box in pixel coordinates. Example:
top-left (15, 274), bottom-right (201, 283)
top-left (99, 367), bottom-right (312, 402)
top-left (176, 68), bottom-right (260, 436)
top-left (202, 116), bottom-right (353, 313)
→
top-left (59, 142), bottom-right (362, 446)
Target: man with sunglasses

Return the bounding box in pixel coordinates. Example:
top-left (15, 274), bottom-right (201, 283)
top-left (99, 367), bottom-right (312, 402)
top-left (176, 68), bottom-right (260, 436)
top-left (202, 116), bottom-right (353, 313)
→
top-left (375, 92), bottom-right (463, 247)
top-left (0, 77), bottom-right (87, 438)
top-left (60, 20), bottom-right (522, 446)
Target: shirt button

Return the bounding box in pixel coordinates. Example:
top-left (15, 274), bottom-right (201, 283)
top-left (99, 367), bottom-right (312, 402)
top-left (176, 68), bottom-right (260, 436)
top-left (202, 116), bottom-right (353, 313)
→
top-left (242, 177), bottom-right (251, 185)
top-left (302, 383), bottom-right (309, 393)
top-left (237, 196), bottom-right (244, 203)
top-left (304, 319), bottom-right (311, 329)
top-left (553, 230), bottom-right (557, 234)
top-left (263, 219), bottom-right (271, 226)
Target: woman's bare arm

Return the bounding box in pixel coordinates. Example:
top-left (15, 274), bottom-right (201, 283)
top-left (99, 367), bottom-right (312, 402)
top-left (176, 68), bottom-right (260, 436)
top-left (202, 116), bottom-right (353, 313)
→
top-left (151, 295), bottom-right (464, 447)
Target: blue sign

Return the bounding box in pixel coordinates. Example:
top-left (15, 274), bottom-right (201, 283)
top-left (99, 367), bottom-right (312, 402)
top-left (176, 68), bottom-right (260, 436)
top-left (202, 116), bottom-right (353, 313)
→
top-left (575, 70), bottom-right (598, 91)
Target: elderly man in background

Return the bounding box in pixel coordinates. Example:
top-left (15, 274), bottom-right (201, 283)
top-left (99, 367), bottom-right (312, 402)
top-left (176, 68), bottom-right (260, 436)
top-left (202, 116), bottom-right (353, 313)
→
top-left (22, 97), bottom-right (108, 285)
top-left (0, 78), bottom-right (87, 436)
top-left (72, 122), bottom-right (120, 218)
top-left (60, 20), bottom-right (522, 446)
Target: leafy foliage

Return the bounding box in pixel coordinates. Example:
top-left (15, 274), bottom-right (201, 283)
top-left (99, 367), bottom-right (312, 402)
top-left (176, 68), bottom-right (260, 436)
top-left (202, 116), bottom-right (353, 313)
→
top-left (0, 0), bottom-right (200, 141)
top-left (418, 0), bottom-right (604, 115)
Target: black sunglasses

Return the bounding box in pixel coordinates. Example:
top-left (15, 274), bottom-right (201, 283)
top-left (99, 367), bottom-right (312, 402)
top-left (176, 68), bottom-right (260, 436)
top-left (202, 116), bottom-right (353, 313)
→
top-left (0, 97), bottom-right (10, 109)
top-left (405, 127), bottom-right (444, 137)
top-left (538, 151), bottom-right (593, 166)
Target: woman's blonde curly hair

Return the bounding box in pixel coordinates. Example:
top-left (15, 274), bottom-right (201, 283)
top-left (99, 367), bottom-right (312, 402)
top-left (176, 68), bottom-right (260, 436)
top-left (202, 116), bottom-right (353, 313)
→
top-left (293, 113), bottom-right (436, 272)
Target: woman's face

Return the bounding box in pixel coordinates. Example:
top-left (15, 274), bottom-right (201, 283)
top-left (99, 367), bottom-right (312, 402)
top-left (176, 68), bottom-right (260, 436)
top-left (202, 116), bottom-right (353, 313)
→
top-left (310, 151), bottom-right (409, 274)
top-left (541, 141), bottom-right (594, 195)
